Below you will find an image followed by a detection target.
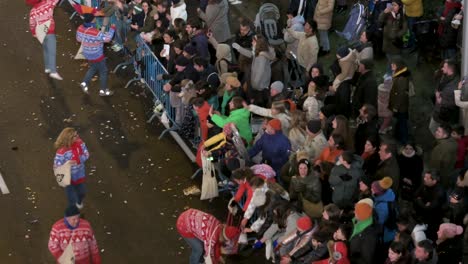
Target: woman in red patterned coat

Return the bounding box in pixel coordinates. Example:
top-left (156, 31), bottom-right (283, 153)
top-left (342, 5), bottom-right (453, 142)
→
top-left (48, 205), bottom-right (101, 264)
top-left (176, 208), bottom-right (240, 264)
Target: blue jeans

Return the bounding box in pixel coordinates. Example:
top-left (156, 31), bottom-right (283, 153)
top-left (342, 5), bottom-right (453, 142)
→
top-left (65, 183), bottom-right (86, 206)
top-left (83, 59), bottom-right (109, 90)
top-left (183, 237), bottom-right (204, 264)
top-left (406, 16), bottom-right (419, 48)
top-left (394, 112), bottom-right (409, 144)
top-left (318, 30), bottom-right (330, 51)
top-left (43, 34), bottom-right (57, 73)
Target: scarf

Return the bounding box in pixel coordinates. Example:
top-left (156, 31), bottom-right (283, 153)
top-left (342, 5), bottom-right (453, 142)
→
top-left (64, 217), bottom-right (80, 230)
top-left (438, 1), bottom-right (462, 35)
top-left (350, 217), bottom-right (373, 240)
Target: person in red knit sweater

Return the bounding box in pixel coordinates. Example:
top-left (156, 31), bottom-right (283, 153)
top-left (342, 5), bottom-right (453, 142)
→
top-left (177, 208), bottom-right (240, 264)
top-left (27, 0), bottom-right (63, 80)
top-left (48, 205), bottom-right (101, 264)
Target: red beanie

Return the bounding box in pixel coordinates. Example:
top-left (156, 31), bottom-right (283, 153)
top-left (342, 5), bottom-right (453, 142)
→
top-left (296, 216), bottom-right (313, 231)
top-left (267, 118), bottom-right (282, 131)
top-left (223, 226), bottom-right (240, 241)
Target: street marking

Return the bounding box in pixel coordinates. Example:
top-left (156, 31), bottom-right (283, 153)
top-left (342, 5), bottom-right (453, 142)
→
top-left (0, 171), bottom-right (10, 194)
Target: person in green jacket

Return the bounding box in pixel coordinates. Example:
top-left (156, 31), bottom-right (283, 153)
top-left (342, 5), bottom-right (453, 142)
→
top-left (220, 76), bottom-right (242, 116)
top-left (210, 96), bottom-right (252, 144)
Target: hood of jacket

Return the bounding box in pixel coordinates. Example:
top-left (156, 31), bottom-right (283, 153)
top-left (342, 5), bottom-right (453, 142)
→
top-left (374, 188), bottom-right (396, 202)
top-left (216, 43), bottom-right (232, 61)
top-left (258, 47), bottom-right (276, 61)
top-left (290, 15), bottom-right (305, 31)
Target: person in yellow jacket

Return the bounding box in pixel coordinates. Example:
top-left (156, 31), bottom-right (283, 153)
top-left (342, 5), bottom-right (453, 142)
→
top-left (401, 0), bottom-right (423, 48)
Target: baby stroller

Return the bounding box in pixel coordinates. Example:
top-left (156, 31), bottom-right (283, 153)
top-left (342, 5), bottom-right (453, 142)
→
top-left (336, 3), bottom-right (367, 44)
top-left (254, 3), bottom-right (284, 46)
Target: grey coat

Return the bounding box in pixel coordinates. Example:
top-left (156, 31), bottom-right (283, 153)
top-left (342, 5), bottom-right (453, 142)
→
top-left (198, 0), bottom-right (231, 43)
top-left (329, 155), bottom-right (364, 208)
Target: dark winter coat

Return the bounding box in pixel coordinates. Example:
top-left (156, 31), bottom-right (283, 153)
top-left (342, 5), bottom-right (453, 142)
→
top-left (379, 11), bottom-right (408, 54)
top-left (363, 151), bottom-right (380, 178)
top-left (349, 222), bottom-right (380, 264)
top-left (437, 237), bottom-right (463, 264)
top-left (397, 152), bottom-right (423, 201)
top-left (353, 70), bottom-right (378, 112)
top-left (439, 7), bottom-right (461, 48)
top-left (191, 32), bottom-right (210, 59)
top-left (433, 73), bottom-right (460, 124)
top-left (429, 137), bottom-right (457, 189)
top-left (334, 79), bottom-right (353, 118)
top-left (389, 67), bottom-right (411, 113)
top-left (413, 183), bottom-right (446, 228)
top-left (290, 172), bottom-right (323, 218)
top-left (375, 156), bottom-right (400, 195)
top-left (354, 118), bottom-right (379, 155)
top-left (329, 155), bottom-right (364, 208)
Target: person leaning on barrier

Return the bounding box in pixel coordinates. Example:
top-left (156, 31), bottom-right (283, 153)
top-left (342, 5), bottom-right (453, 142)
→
top-left (159, 56), bottom-right (191, 93)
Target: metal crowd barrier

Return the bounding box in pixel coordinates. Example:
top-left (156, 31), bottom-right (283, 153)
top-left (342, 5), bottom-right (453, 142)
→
top-left (124, 35), bottom-right (196, 162)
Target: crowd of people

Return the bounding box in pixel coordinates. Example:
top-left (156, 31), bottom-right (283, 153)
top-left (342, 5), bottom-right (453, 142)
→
top-left (26, 0), bottom-right (468, 263)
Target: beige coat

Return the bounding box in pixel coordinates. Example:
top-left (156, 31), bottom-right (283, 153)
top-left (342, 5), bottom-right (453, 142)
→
top-left (314, 0), bottom-right (335, 30)
top-left (286, 29), bottom-right (319, 71)
top-left (332, 49), bottom-right (358, 91)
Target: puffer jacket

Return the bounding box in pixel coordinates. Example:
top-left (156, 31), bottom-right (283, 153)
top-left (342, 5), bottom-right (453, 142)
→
top-left (329, 155), bottom-right (364, 208)
top-left (374, 189), bottom-right (397, 243)
top-left (332, 50), bottom-right (358, 92)
top-left (285, 29), bottom-right (319, 71)
top-left (290, 172), bottom-right (323, 219)
top-left (314, 0), bottom-right (335, 30)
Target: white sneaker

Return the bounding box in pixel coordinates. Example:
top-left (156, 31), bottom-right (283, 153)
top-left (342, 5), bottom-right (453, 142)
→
top-left (49, 72), bottom-right (63, 80)
top-left (45, 69), bottom-right (51, 74)
top-left (112, 45), bottom-right (123, 52)
top-left (230, 0), bottom-right (242, 4)
top-left (80, 82), bottom-right (89, 94)
top-left (76, 203), bottom-right (84, 209)
top-left (99, 89), bottom-right (114, 96)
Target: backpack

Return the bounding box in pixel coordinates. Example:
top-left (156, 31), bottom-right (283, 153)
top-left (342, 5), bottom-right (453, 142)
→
top-left (219, 59), bottom-right (241, 74)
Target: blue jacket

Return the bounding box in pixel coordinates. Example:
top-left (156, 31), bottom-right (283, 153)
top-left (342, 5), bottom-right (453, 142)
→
top-left (248, 132), bottom-right (291, 176)
top-left (374, 189), bottom-right (397, 243)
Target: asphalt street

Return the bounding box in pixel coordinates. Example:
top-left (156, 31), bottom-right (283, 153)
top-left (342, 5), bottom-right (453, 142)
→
top-left (0, 1), bottom-right (233, 263)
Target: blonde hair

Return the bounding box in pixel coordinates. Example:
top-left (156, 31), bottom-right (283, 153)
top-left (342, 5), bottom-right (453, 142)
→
top-left (271, 101), bottom-right (286, 114)
top-left (54, 127), bottom-right (76, 149)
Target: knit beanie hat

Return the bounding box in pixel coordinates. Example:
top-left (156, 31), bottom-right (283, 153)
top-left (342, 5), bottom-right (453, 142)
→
top-left (83, 13), bottom-right (95, 24)
top-left (307, 119), bottom-right (322, 134)
top-left (267, 119), bottom-right (282, 131)
top-left (175, 56), bottom-right (190, 67)
top-left (372, 177), bottom-right (393, 195)
top-left (336, 47), bottom-right (350, 59)
top-left (183, 44), bottom-right (197, 56)
top-left (354, 198), bottom-right (373, 221)
top-left (226, 76), bottom-right (241, 87)
top-left (439, 223), bottom-right (464, 239)
top-left (297, 158), bottom-right (311, 170)
top-left (270, 81), bottom-right (284, 94)
top-left (296, 216), bottom-right (313, 231)
top-left (223, 226), bottom-right (240, 240)
top-left (65, 205), bottom-right (80, 217)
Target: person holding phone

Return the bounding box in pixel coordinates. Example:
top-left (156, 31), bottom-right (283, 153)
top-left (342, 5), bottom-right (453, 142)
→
top-left (379, 0), bottom-right (407, 77)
